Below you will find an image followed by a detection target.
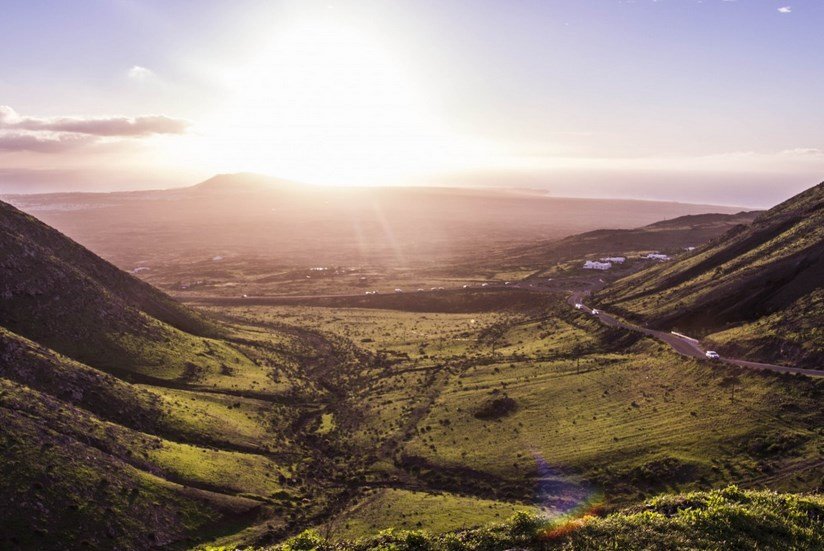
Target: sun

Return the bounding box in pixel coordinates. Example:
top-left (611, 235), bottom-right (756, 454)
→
top-left (184, 16), bottom-right (492, 186)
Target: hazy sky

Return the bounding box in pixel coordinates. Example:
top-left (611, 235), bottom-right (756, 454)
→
top-left (1, 0), bottom-right (823, 206)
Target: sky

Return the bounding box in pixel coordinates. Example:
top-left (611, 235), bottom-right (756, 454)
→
top-left (1, 0), bottom-right (823, 206)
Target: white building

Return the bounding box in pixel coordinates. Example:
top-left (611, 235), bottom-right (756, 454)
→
top-left (583, 260), bottom-right (612, 270)
top-left (644, 253), bottom-right (670, 261)
top-left (601, 256), bottom-right (626, 264)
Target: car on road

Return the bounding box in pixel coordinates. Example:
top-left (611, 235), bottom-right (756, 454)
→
top-left (705, 350), bottom-right (720, 360)
top-left (591, 309), bottom-right (600, 315)
top-left (574, 303), bottom-right (583, 310)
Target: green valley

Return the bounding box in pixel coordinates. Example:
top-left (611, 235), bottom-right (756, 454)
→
top-left (1, 182), bottom-right (822, 550)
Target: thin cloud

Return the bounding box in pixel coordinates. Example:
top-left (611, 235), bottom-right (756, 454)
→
top-left (0, 132), bottom-right (95, 153)
top-left (0, 106), bottom-right (188, 137)
top-left (777, 6), bottom-right (792, 14)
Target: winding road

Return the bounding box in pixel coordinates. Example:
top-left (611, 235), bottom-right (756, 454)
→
top-left (566, 291), bottom-right (822, 377)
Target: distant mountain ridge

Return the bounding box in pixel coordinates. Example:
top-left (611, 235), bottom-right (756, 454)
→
top-left (496, 210), bottom-right (760, 268)
top-left (597, 181), bottom-right (824, 368)
top-left (3, 173), bottom-right (746, 270)
top-left (189, 173), bottom-right (303, 193)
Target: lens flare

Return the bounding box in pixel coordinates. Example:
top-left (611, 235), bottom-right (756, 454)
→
top-left (529, 449), bottom-right (604, 539)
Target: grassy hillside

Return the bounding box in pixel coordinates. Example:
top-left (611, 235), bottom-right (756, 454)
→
top-left (0, 201), bottom-right (355, 549)
top-left (0, 199), bottom-right (252, 380)
top-left (0, 200), bottom-right (215, 336)
top-left (315, 488), bottom-right (531, 541)
top-left (0, 378), bottom-right (269, 550)
top-left (0, 199), bottom-right (321, 396)
top-left (597, 182), bottom-right (823, 368)
top-left (705, 288), bottom-right (824, 368)
top-left (262, 487), bottom-right (824, 551)
top-left (0, 321), bottom-right (328, 550)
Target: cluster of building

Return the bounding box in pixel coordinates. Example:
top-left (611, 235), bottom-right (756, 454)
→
top-left (583, 260), bottom-right (613, 271)
top-left (643, 253), bottom-right (670, 261)
top-left (582, 256), bottom-right (626, 271)
top-left (582, 252), bottom-right (672, 270)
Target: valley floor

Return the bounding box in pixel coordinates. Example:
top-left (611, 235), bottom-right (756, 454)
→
top-left (188, 287), bottom-right (822, 549)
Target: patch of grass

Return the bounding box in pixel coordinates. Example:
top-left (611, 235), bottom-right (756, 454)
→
top-left (401, 341), bottom-right (822, 503)
top-left (141, 385), bottom-right (295, 451)
top-left (316, 489), bottom-right (534, 540)
top-left (148, 442), bottom-right (289, 497)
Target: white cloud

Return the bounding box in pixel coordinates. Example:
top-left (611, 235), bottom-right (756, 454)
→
top-left (0, 106), bottom-right (188, 137)
top-left (778, 6), bottom-right (792, 14)
top-left (128, 65), bottom-right (155, 81)
top-left (777, 148), bottom-right (824, 157)
top-left (0, 105), bottom-right (189, 154)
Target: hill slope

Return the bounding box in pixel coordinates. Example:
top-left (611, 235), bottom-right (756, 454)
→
top-left (597, 182), bottom-right (823, 368)
top-left (0, 201), bottom-right (329, 549)
top-left (495, 210), bottom-right (759, 269)
top-left (0, 199), bottom-right (262, 380)
top-left (0, 200), bottom-right (214, 334)
top-left (0, 377), bottom-right (264, 550)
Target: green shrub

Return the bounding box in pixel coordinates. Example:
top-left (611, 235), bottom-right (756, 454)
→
top-left (283, 529), bottom-right (326, 551)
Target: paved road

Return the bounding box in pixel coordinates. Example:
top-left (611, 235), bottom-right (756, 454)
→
top-left (566, 291), bottom-right (822, 377)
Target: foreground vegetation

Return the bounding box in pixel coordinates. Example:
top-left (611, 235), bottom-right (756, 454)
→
top-left (247, 487), bottom-right (824, 551)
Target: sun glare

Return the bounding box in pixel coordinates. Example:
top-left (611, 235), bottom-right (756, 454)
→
top-left (188, 16), bottom-right (492, 186)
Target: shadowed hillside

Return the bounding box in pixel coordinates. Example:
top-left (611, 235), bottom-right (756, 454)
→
top-left (0, 200), bottom-right (215, 335)
top-left (0, 200), bottom-right (338, 549)
top-left (0, 200), bottom-right (253, 379)
top-left (597, 182), bottom-right (823, 368)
